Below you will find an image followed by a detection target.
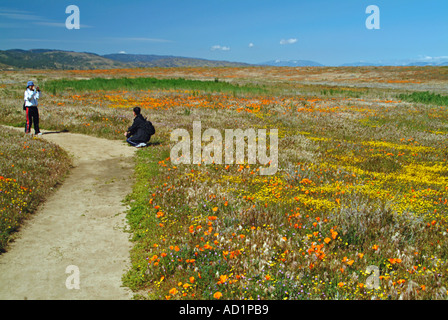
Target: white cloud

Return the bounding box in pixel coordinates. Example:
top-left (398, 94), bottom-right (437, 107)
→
top-left (211, 45), bottom-right (230, 51)
top-left (0, 12), bottom-right (42, 21)
top-left (419, 55), bottom-right (448, 61)
top-left (119, 51), bottom-right (127, 54)
top-left (0, 9), bottom-right (92, 28)
top-left (280, 38), bottom-right (298, 45)
top-left (248, 43), bottom-right (254, 48)
top-left (34, 21), bottom-right (93, 28)
top-left (34, 21), bottom-right (67, 28)
top-left (10, 38), bottom-right (65, 42)
top-left (128, 37), bottom-right (171, 42)
top-left (0, 22), bottom-right (22, 28)
top-left (110, 37), bottom-right (172, 43)
top-left (9, 38), bottom-right (96, 43)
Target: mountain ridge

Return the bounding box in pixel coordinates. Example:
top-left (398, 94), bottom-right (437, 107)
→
top-left (0, 49), bottom-right (447, 70)
top-left (0, 49), bottom-right (250, 70)
top-left (103, 53), bottom-right (251, 67)
top-left (260, 59), bottom-right (324, 67)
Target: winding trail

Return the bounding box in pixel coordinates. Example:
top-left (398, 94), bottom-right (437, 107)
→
top-left (0, 127), bottom-right (136, 300)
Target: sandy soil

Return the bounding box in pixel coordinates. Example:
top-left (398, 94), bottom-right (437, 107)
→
top-left (0, 127), bottom-right (136, 300)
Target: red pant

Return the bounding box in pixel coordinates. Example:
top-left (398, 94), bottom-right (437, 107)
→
top-left (25, 106), bottom-right (40, 134)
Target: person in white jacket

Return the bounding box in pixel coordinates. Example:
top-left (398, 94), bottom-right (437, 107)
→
top-left (24, 81), bottom-right (42, 135)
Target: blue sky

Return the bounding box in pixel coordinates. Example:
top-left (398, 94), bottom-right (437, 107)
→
top-left (0, 0), bottom-right (447, 65)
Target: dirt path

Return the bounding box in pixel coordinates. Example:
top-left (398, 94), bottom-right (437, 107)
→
top-left (0, 127), bottom-right (136, 300)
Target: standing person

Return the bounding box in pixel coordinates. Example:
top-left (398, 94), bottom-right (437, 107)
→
top-left (124, 107), bottom-right (154, 148)
top-left (24, 81), bottom-right (42, 135)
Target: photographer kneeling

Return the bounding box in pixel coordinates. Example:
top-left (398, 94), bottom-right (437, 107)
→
top-left (124, 107), bottom-right (154, 148)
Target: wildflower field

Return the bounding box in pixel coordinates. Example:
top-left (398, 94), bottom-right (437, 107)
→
top-left (0, 66), bottom-right (447, 299)
top-left (0, 126), bottom-right (71, 251)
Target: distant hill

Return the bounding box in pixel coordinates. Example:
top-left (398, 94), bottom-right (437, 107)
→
top-left (260, 59), bottom-right (323, 67)
top-left (405, 61), bottom-right (448, 67)
top-left (2, 49), bottom-right (446, 70)
top-left (0, 49), bottom-right (250, 70)
top-left (341, 59), bottom-right (448, 67)
top-left (0, 49), bottom-right (126, 70)
top-left (103, 53), bottom-right (250, 67)
top-left (340, 62), bottom-right (381, 67)
top-left (406, 62), bottom-right (433, 67)
top-left (0, 61), bottom-right (12, 70)
top-left (103, 53), bottom-right (167, 64)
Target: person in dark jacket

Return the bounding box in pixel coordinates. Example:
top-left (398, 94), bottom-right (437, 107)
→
top-left (124, 107), bottom-right (151, 147)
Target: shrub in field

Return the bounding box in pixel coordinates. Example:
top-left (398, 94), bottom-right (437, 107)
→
top-left (398, 91), bottom-right (448, 106)
top-left (329, 195), bottom-right (425, 248)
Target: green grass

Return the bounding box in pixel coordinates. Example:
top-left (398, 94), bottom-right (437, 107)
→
top-left (43, 77), bottom-right (269, 96)
top-left (358, 155), bottom-right (403, 173)
top-left (397, 91), bottom-right (448, 106)
top-left (320, 88), bottom-right (368, 98)
top-left (122, 144), bottom-right (170, 294)
top-left (0, 126), bottom-right (72, 252)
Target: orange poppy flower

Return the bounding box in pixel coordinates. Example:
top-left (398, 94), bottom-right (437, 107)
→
top-left (331, 230), bottom-right (338, 240)
top-left (169, 288), bottom-right (178, 295)
top-left (218, 275), bottom-right (227, 284)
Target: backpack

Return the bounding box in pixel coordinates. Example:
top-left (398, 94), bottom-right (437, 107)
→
top-left (144, 120), bottom-right (155, 136)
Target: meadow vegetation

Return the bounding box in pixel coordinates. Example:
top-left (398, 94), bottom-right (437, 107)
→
top-left (397, 91), bottom-right (448, 106)
top-left (0, 66), bottom-right (447, 299)
top-left (0, 126), bottom-right (71, 251)
top-left (43, 77), bottom-right (269, 96)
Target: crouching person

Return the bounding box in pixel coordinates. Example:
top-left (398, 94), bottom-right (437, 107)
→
top-left (124, 107), bottom-right (153, 148)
